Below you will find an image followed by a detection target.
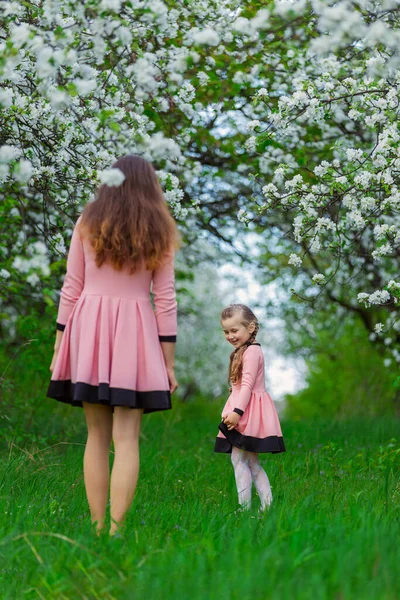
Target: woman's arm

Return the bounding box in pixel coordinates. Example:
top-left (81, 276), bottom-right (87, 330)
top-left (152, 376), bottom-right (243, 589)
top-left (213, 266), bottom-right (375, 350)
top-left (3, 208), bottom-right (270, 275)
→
top-left (152, 249), bottom-right (177, 342)
top-left (152, 249), bottom-right (178, 392)
top-left (50, 221), bottom-right (85, 372)
top-left (160, 340), bottom-right (178, 393)
top-left (56, 220), bottom-right (85, 330)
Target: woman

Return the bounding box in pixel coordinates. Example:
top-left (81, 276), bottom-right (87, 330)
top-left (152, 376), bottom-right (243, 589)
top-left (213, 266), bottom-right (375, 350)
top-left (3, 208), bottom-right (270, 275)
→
top-left (47, 155), bottom-right (179, 535)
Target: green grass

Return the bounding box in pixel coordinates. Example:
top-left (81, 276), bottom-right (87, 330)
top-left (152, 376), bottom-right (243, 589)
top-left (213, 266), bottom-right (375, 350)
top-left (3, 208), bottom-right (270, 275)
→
top-left (0, 401), bottom-right (399, 600)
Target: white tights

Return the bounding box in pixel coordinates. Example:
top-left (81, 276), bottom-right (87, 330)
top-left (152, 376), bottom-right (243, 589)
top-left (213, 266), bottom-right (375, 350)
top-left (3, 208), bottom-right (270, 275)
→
top-left (231, 447), bottom-right (273, 511)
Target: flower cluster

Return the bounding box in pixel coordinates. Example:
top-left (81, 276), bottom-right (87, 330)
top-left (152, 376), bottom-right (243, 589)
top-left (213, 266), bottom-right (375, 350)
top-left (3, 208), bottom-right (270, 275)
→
top-left (240, 1), bottom-right (400, 362)
top-left (0, 0), bottom-right (253, 335)
top-left (1, 0), bottom-right (400, 368)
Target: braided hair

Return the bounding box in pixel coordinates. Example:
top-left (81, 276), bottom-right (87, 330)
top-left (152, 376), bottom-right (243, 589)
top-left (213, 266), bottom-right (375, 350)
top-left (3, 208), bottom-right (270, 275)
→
top-left (221, 304), bottom-right (259, 386)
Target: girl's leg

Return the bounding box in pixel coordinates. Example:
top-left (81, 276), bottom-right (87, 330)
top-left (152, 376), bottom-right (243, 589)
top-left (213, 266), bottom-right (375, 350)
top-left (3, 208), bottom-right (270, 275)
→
top-left (248, 453), bottom-right (273, 510)
top-left (82, 402), bottom-right (113, 533)
top-left (109, 407), bottom-right (143, 535)
top-left (231, 447), bottom-right (253, 510)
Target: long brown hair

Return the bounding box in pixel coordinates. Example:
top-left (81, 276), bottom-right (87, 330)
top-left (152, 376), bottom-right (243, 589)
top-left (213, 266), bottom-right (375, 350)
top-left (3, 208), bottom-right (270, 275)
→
top-left (221, 304), bottom-right (259, 385)
top-left (79, 155), bottom-right (180, 272)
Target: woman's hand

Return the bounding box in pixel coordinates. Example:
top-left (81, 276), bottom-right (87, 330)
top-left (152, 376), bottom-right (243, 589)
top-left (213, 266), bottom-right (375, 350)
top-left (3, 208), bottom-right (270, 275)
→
top-left (49, 348), bottom-right (60, 373)
top-left (50, 330), bottom-right (64, 373)
top-left (167, 367), bottom-right (178, 394)
top-left (222, 412), bottom-right (240, 430)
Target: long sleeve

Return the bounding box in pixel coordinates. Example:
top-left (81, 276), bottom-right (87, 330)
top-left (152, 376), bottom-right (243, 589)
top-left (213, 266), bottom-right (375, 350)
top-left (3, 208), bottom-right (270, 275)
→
top-left (234, 347), bottom-right (260, 413)
top-left (151, 249), bottom-right (177, 342)
top-left (56, 220), bottom-right (85, 330)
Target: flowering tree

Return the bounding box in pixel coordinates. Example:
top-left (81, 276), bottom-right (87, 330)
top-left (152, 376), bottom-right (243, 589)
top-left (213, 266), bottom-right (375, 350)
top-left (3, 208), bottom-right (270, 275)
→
top-left (0, 0), bottom-right (249, 338)
top-left (235, 1), bottom-right (400, 365)
top-left (1, 0), bottom-right (400, 369)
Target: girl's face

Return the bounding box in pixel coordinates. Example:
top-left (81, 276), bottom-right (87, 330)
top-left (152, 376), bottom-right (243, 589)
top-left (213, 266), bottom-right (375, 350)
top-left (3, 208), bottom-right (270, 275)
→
top-left (221, 313), bottom-right (256, 348)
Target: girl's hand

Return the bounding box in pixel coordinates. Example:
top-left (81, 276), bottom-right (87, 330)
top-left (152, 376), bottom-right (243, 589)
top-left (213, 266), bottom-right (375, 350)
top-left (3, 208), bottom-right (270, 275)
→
top-left (167, 367), bottom-right (178, 394)
top-left (223, 412), bottom-right (240, 430)
top-left (49, 348), bottom-right (60, 373)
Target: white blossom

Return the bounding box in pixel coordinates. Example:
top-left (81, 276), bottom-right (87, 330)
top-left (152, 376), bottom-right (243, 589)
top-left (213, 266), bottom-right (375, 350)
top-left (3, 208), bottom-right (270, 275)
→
top-left (372, 243), bottom-right (392, 261)
top-left (346, 148), bottom-right (363, 161)
top-left (347, 211), bottom-right (365, 230)
top-left (285, 174), bottom-right (303, 189)
top-left (237, 209), bottom-right (248, 224)
top-left (0, 145), bottom-right (20, 163)
top-left (314, 162), bottom-right (329, 176)
top-left (191, 28), bottom-right (220, 46)
top-left (26, 273), bottom-right (40, 287)
top-left (99, 168), bottom-right (126, 187)
top-left (101, 0), bottom-right (122, 10)
top-left (245, 136), bottom-right (257, 153)
top-left (178, 83), bottom-right (196, 103)
top-left (0, 88), bottom-right (13, 108)
top-left (13, 159), bottom-right (33, 183)
top-left (262, 183), bottom-right (278, 197)
top-left (73, 79), bottom-right (97, 96)
top-left (197, 72), bottom-right (209, 85)
top-left (388, 280), bottom-right (400, 291)
top-left (374, 224), bottom-right (390, 240)
top-left (368, 290), bottom-right (391, 305)
top-left (357, 293), bottom-right (369, 303)
top-left (247, 120), bottom-right (261, 131)
top-left (12, 241), bottom-right (50, 277)
top-left (312, 273), bottom-right (326, 285)
top-left (288, 253), bottom-right (302, 267)
top-left (52, 233), bottom-right (67, 255)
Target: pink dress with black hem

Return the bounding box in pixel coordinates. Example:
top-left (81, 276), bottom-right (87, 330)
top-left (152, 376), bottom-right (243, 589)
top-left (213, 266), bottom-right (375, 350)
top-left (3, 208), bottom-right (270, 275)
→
top-left (214, 344), bottom-right (285, 454)
top-left (47, 218), bottom-right (177, 413)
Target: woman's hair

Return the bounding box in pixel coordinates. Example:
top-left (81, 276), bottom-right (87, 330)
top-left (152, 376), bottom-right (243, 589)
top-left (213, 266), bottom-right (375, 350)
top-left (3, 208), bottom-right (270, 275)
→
top-left (79, 155), bottom-right (180, 272)
top-left (221, 304), bottom-right (259, 385)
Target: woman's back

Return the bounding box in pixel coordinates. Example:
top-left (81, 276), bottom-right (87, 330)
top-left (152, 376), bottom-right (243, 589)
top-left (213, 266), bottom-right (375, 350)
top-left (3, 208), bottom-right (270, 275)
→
top-left (83, 237), bottom-right (153, 299)
top-left (48, 155), bottom-right (178, 413)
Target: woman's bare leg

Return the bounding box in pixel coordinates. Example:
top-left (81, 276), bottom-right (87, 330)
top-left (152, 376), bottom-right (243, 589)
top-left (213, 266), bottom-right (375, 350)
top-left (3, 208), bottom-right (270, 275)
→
top-left (109, 407), bottom-right (143, 535)
top-left (82, 402), bottom-right (113, 533)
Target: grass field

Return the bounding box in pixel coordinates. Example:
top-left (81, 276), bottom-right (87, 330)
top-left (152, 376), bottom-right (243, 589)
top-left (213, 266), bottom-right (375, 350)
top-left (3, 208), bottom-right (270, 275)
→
top-left (0, 400), bottom-right (399, 600)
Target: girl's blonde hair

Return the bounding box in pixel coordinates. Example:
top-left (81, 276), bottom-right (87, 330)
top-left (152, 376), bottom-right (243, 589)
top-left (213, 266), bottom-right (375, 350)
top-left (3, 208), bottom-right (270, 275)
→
top-left (221, 304), bottom-right (259, 385)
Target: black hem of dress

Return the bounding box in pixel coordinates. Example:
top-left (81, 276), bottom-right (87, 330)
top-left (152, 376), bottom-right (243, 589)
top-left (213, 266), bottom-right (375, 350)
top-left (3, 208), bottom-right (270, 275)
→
top-left (215, 422), bottom-right (286, 454)
top-left (56, 322), bottom-right (66, 332)
top-left (47, 380), bottom-right (172, 414)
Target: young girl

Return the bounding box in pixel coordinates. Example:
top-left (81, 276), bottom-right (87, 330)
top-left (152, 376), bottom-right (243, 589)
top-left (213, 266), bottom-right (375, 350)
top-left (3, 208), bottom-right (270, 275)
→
top-left (215, 304), bottom-right (285, 511)
top-left (47, 155), bottom-right (179, 535)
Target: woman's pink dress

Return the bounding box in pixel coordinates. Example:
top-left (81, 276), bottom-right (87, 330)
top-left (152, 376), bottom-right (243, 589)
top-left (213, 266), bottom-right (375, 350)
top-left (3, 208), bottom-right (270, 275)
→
top-left (47, 218), bottom-right (177, 413)
top-left (215, 344), bottom-right (285, 454)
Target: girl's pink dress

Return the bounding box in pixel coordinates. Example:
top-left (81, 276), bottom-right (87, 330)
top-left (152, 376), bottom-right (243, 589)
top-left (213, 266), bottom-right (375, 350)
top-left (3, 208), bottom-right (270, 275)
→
top-left (47, 218), bottom-right (177, 413)
top-left (215, 344), bottom-right (285, 454)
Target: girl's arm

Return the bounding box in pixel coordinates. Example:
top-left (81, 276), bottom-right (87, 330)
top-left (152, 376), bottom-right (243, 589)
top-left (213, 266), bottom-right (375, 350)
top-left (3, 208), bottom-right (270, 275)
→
top-left (232, 346), bottom-right (260, 413)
